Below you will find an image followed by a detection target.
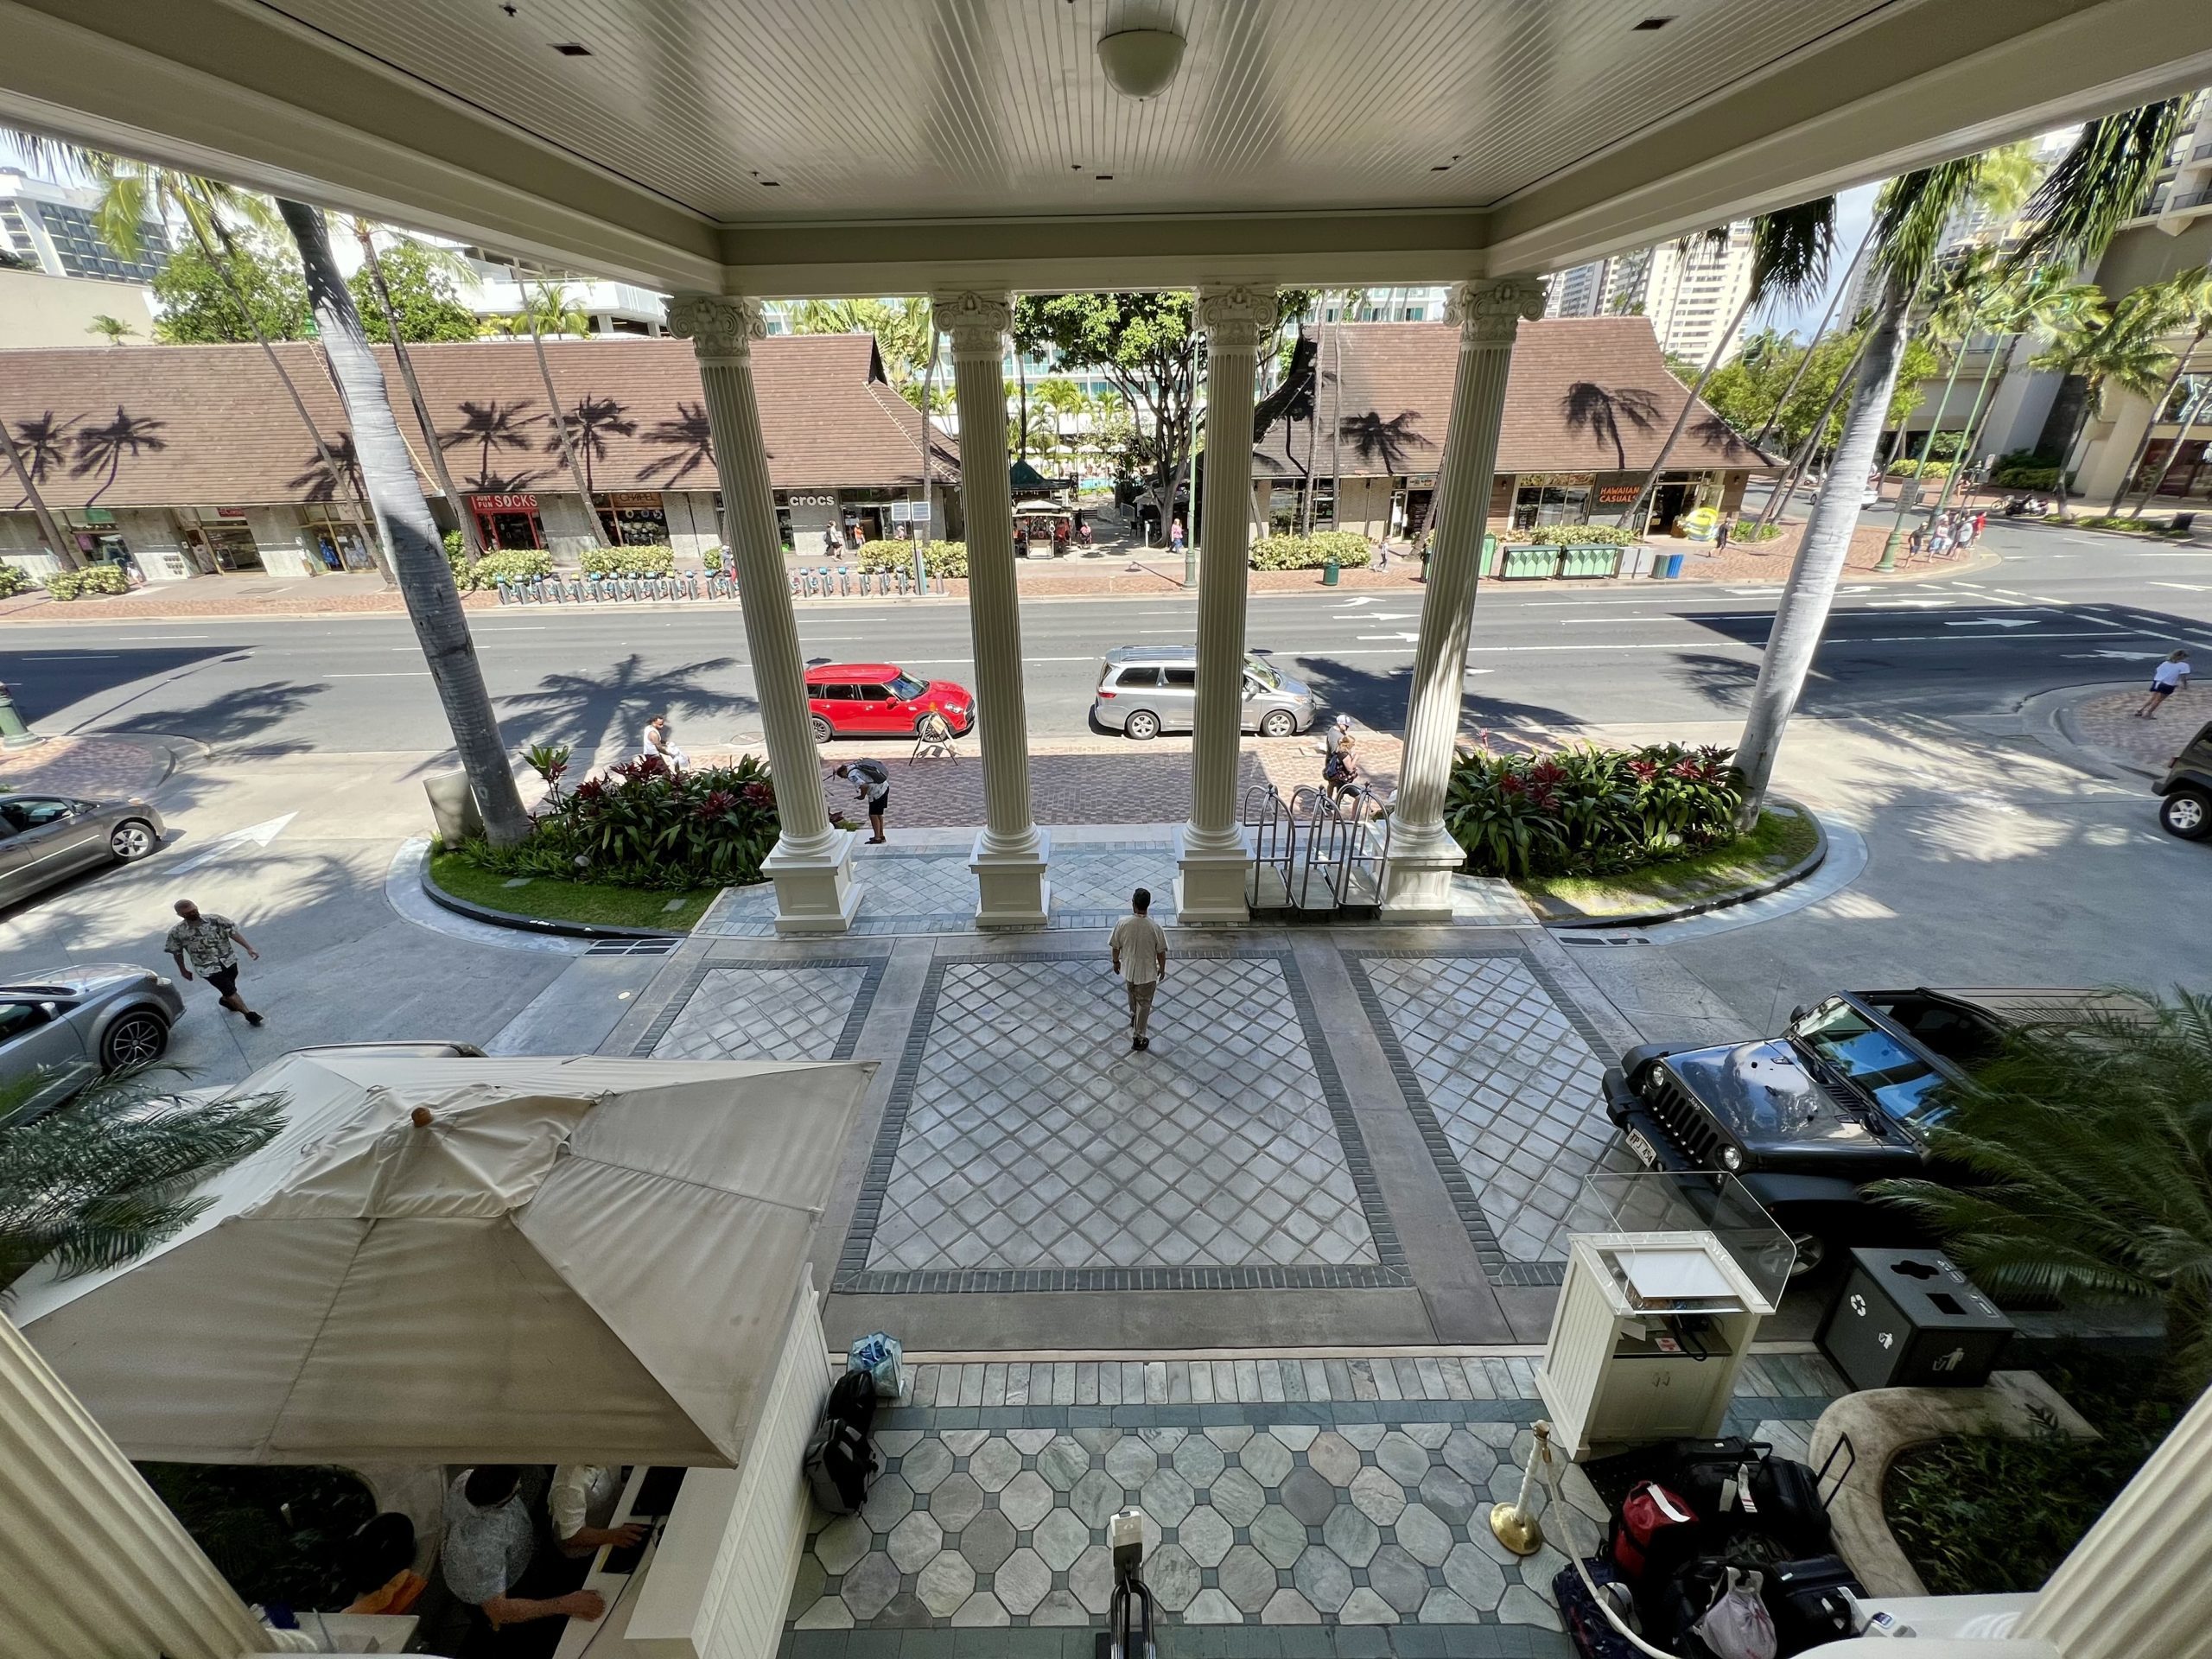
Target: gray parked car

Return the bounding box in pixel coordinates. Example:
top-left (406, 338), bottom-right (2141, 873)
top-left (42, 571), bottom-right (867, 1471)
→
top-left (0, 793), bottom-right (165, 908)
top-left (1, 965), bottom-right (187, 1124)
top-left (1091, 647), bottom-right (1318, 740)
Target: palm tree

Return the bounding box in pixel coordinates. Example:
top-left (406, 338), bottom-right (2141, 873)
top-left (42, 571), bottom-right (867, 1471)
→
top-left (278, 198), bottom-right (532, 845)
top-left (1868, 990), bottom-right (2212, 1393)
top-left (1033, 377), bottom-right (1083, 460)
top-left (0, 410), bottom-right (79, 568)
top-left (86, 313), bottom-right (136, 345)
top-left (2033, 283), bottom-right (2184, 516)
top-left (2107, 267), bottom-right (2212, 515)
top-left (1735, 99), bottom-right (2184, 825)
top-left (0, 1068), bottom-right (286, 1292)
top-left (505, 266), bottom-right (596, 515)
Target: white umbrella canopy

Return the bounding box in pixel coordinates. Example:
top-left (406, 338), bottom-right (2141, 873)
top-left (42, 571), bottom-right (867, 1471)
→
top-left (13, 1049), bottom-right (874, 1467)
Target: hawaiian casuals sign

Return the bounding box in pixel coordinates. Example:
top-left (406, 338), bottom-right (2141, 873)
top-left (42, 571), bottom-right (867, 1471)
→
top-left (164, 913), bottom-right (242, 971)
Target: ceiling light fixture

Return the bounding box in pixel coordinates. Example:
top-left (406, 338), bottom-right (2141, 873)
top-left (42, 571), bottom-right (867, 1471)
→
top-left (552, 40), bottom-right (592, 54)
top-left (1633, 16), bottom-right (1674, 29)
top-left (1096, 28), bottom-right (1186, 99)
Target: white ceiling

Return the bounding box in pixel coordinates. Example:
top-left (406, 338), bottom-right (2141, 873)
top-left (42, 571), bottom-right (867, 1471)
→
top-left (245, 0), bottom-right (1888, 222)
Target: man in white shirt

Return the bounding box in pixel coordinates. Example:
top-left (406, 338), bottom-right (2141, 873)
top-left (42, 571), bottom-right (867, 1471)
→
top-left (642, 714), bottom-right (690, 771)
top-left (1109, 887), bottom-right (1168, 1052)
top-left (550, 1465), bottom-right (645, 1559)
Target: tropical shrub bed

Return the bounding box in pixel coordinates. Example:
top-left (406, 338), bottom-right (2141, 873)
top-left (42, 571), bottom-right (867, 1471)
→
top-left (1510, 524), bottom-right (1643, 546)
top-left (1993, 462), bottom-right (2062, 489)
top-left (1889, 458), bottom-right (1953, 479)
top-left (582, 543), bottom-right (676, 577)
top-left (440, 533), bottom-right (557, 591)
top-left (1444, 741), bottom-right (1745, 879)
top-left (1250, 531), bottom-right (1374, 570)
top-left (0, 564), bottom-right (31, 598)
top-left (1729, 518), bottom-right (1784, 542)
top-left (43, 564), bottom-right (130, 601)
top-left (457, 751), bottom-right (779, 889)
top-left (858, 538), bottom-right (968, 577)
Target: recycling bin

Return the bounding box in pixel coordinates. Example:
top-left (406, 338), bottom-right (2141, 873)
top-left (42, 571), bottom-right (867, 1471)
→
top-left (1819, 1248), bottom-right (2013, 1391)
top-left (1662, 550), bottom-right (1687, 579)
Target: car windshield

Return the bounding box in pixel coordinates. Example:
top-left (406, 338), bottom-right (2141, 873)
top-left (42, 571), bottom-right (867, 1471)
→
top-left (887, 674), bottom-right (929, 700)
top-left (1243, 655), bottom-right (1281, 690)
top-left (1791, 1001), bottom-right (1952, 1127)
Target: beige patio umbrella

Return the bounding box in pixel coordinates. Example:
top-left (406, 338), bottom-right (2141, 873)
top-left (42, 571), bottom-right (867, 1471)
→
top-left (14, 1048), bottom-right (874, 1467)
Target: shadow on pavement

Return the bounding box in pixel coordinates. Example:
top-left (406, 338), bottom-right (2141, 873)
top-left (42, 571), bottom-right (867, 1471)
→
top-left (492, 652), bottom-right (760, 773)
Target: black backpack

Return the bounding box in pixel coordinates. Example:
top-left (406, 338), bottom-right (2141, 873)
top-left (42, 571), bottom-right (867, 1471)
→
top-left (804, 1370), bottom-right (882, 1514)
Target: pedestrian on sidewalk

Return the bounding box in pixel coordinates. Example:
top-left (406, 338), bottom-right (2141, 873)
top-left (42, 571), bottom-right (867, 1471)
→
top-left (1109, 887), bottom-right (1168, 1052)
top-left (823, 522), bottom-right (842, 557)
top-left (1714, 516), bottom-right (1732, 556)
top-left (2137, 650), bottom-right (2191, 717)
top-left (1907, 525), bottom-right (1924, 560)
top-left (1169, 517), bottom-right (1186, 557)
top-left (642, 714), bottom-right (690, 772)
top-left (1321, 714), bottom-right (1361, 800)
top-left (1973, 509), bottom-right (1987, 541)
top-left (164, 899), bottom-right (264, 1027)
top-left (834, 759), bottom-right (892, 842)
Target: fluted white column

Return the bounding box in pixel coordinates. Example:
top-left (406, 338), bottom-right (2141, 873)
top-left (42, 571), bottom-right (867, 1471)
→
top-left (934, 290), bottom-right (1049, 925)
top-left (1176, 284), bottom-right (1271, 924)
top-left (0, 1313), bottom-right (276, 1659)
top-left (1382, 276), bottom-right (1547, 920)
top-left (669, 294), bottom-right (858, 932)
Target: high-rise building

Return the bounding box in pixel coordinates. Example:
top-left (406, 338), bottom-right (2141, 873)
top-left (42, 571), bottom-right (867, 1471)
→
top-left (0, 170), bottom-right (167, 283)
top-left (1546, 224), bottom-right (1758, 365)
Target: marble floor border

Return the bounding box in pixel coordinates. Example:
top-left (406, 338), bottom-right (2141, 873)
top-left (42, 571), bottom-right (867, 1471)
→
top-left (1341, 951), bottom-right (1620, 1291)
top-left (833, 950), bottom-right (1409, 1295)
top-left (630, 952), bottom-right (892, 1059)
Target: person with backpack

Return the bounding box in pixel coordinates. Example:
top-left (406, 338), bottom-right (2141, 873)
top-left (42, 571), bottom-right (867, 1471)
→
top-left (834, 758), bottom-right (893, 842)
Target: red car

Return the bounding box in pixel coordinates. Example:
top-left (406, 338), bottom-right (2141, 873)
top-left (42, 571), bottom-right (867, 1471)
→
top-left (805, 662), bottom-right (974, 742)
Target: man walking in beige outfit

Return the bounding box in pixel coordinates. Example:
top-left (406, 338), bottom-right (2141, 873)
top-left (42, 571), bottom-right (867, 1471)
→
top-left (1109, 887), bottom-right (1168, 1052)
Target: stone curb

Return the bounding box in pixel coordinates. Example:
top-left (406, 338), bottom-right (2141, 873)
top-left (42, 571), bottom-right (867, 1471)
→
top-left (2037, 679), bottom-right (2172, 783)
top-left (1527, 798), bottom-right (1828, 930)
top-left (416, 856), bottom-right (689, 940)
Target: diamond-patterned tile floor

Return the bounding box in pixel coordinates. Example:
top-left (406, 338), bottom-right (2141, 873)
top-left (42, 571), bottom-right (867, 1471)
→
top-left (643, 964), bottom-right (874, 1061)
top-left (842, 955), bottom-right (1395, 1289)
top-left (1354, 955), bottom-right (1634, 1270)
top-left (695, 847), bottom-right (1179, 936)
top-left (784, 1351), bottom-right (1842, 1640)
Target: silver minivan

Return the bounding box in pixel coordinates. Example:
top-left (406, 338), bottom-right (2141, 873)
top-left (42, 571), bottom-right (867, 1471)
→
top-left (1091, 646), bottom-right (1318, 740)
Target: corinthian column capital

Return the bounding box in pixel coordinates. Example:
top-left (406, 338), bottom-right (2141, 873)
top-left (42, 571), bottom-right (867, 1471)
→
top-left (666, 294), bottom-right (766, 359)
top-left (1194, 284), bottom-right (1274, 353)
top-left (932, 290), bottom-right (1014, 359)
top-left (1446, 276), bottom-right (1548, 346)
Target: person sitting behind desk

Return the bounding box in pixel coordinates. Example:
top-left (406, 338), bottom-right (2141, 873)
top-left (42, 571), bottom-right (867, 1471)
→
top-left (341, 1512), bottom-right (428, 1616)
top-left (550, 1465), bottom-right (647, 1559)
top-left (442, 1465), bottom-right (605, 1632)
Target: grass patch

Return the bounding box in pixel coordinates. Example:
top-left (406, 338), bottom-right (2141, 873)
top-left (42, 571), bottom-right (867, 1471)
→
top-left (1515, 807), bottom-right (1819, 921)
top-left (428, 848), bottom-right (718, 931)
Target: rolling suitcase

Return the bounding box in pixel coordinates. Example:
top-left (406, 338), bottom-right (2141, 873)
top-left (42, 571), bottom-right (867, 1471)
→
top-left (1764, 1554), bottom-right (1864, 1656)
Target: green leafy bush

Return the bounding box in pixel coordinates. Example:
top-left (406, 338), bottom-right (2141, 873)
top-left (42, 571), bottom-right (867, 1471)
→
top-left (1443, 741), bottom-right (1745, 879)
top-left (0, 564), bottom-right (32, 598)
top-left (1511, 524), bottom-right (1643, 546)
top-left (1889, 458), bottom-right (1953, 479)
top-left (42, 564), bottom-right (130, 601)
top-left (1996, 465), bottom-right (2062, 488)
top-left (1730, 519), bottom-right (1784, 542)
top-left (2056, 514), bottom-right (2185, 535)
top-left (582, 543), bottom-right (676, 577)
top-left (858, 539), bottom-right (968, 577)
top-left (441, 532), bottom-right (556, 590)
top-left (1249, 531), bottom-right (1374, 570)
top-left (458, 752), bottom-right (779, 889)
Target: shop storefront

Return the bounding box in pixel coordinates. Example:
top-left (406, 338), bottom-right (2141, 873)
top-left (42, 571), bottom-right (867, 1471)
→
top-left (594, 489), bottom-right (669, 545)
top-left (1510, 472), bottom-right (1595, 530)
top-left (1390, 474), bottom-right (1437, 541)
top-left (188, 507), bottom-right (264, 574)
top-left (470, 492), bottom-right (543, 550)
top-left (779, 490), bottom-right (837, 552)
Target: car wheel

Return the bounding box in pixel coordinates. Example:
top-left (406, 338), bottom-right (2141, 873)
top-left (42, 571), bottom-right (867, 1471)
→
top-left (2160, 789), bottom-right (2212, 840)
top-left (809, 715), bottom-right (834, 745)
top-left (1785, 1230), bottom-right (1827, 1276)
top-left (110, 818), bottom-right (158, 861)
top-left (1124, 709), bottom-right (1161, 741)
top-left (1259, 709), bottom-right (1298, 738)
top-left (100, 1008), bottom-right (170, 1071)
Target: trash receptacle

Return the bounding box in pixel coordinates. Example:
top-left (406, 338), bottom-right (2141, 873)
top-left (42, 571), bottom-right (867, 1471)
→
top-left (1662, 550), bottom-right (1687, 579)
top-left (1819, 1248), bottom-right (2013, 1391)
top-left (1322, 556), bottom-right (1340, 586)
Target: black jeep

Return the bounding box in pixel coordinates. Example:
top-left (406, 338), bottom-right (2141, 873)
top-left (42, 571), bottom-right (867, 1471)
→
top-left (1604, 988), bottom-right (2108, 1273)
top-left (2153, 717), bottom-right (2212, 840)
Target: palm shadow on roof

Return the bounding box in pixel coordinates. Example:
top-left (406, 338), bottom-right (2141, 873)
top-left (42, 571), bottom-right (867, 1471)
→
top-left (1337, 410), bottom-right (1433, 476)
top-left (639, 402), bottom-right (716, 486)
top-left (1560, 383), bottom-right (1661, 471)
top-left (70, 405), bottom-right (168, 508)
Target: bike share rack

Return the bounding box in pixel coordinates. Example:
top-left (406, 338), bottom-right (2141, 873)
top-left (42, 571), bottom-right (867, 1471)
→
top-left (489, 563), bottom-right (950, 605)
top-left (1242, 780), bottom-right (1393, 918)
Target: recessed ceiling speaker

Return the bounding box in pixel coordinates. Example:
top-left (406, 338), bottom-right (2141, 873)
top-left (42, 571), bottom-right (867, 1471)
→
top-left (1096, 28), bottom-right (1186, 99)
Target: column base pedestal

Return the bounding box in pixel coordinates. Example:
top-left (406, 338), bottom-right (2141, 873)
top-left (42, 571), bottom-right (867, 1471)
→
top-left (1378, 820), bottom-right (1465, 924)
top-left (1174, 824), bottom-right (1251, 925)
top-left (763, 830), bottom-right (862, 934)
top-left (971, 828), bottom-right (1051, 928)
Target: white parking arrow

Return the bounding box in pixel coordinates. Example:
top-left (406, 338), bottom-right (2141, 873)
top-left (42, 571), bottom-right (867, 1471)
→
top-left (174, 812), bottom-right (297, 874)
top-left (1358, 632), bottom-right (1423, 642)
top-left (1944, 618), bottom-right (2035, 629)
top-left (1336, 596), bottom-right (1379, 607)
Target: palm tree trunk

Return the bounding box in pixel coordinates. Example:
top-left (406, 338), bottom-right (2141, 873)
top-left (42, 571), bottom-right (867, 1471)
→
top-left (1748, 329), bottom-right (1872, 540)
top-left (1624, 283), bottom-right (1759, 532)
top-left (511, 264), bottom-right (595, 536)
top-left (2109, 330), bottom-right (2206, 514)
top-left (359, 228), bottom-right (482, 569)
top-left (915, 327), bottom-right (936, 584)
top-left (1328, 321), bottom-right (1344, 532)
top-left (278, 200), bottom-right (531, 847)
top-left (1016, 348), bottom-right (1030, 465)
top-left (1736, 272), bottom-right (1915, 825)
top-left (1925, 340), bottom-right (2007, 525)
top-left (0, 418), bottom-right (81, 569)
top-left (2130, 381), bottom-right (2211, 517)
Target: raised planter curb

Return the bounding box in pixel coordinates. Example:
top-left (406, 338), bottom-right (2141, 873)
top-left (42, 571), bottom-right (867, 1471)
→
top-left (417, 858), bottom-right (690, 940)
top-left (1526, 798), bottom-right (1828, 929)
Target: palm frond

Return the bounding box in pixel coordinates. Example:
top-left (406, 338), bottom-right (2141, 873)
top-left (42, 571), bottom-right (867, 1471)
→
top-left (1870, 156), bottom-right (1983, 290)
top-left (2006, 98), bottom-right (2185, 271)
top-left (1747, 199), bottom-right (1836, 311)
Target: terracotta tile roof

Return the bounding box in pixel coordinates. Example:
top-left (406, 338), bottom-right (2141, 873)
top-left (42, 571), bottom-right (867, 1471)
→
top-left (0, 334), bottom-right (958, 510)
top-left (1253, 318), bottom-right (1777, 480)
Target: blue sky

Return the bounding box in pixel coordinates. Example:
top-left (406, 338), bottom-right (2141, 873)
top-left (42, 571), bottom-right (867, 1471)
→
top-left (1759, 182), bottom-right (1878, 340)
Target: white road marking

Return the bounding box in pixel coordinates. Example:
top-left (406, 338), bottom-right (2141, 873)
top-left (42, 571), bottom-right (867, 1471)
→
top-left (173, 812), bottom-right (296, 874)
top-left (1357, 632), bottom-right (1423, 643)
top-left (2062, 650), bottom-right (2167, 660)
top-left (1944, 619), bottom-right (2036, 629)
top-left (327, 671), bottom-right (433, 677)
top-left (2150, 582), bottom-right (2212, 593)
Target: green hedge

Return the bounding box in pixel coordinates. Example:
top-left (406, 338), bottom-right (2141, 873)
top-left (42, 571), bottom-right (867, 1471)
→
top-left (1889, 458), bottom-right (1954, 479)
top-left (1249, 531), bottom-right (1374, 570)
top-left (1995, 464), bottom-right (2062, 489)
top-left (1730, 519), bottom-right (1784, 542)
top-left (440, 533), bottom-right (557, 591)
top-left (1511, 524), bottom-right (1643, 546)
top-left (459, 753), bottom-right (779, 890)
top-left (0, 564), bottom-right (32, 599)
top-left (43, 564), bottom-right (130, 601)
top-left (858, 539), bottom-right (968, 578)
top-left (582, 544), bottom-right (675, 577)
